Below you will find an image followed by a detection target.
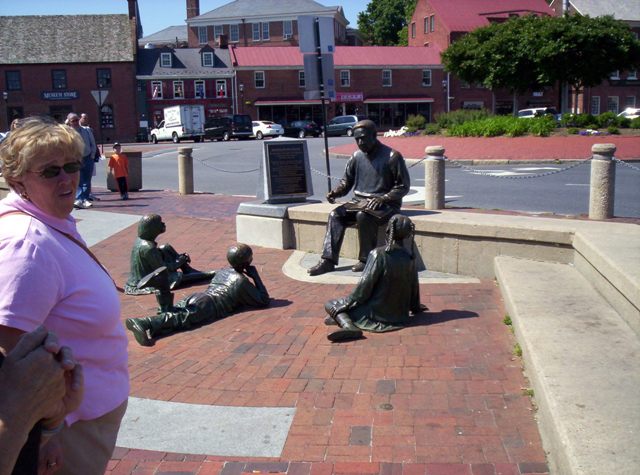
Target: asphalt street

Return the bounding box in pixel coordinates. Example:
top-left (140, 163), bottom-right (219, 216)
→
top-left (95, 137), bottom-right (640, 218)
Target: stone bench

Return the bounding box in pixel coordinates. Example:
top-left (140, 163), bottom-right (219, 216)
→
top-left (237, 201), bottom-right (639, 334)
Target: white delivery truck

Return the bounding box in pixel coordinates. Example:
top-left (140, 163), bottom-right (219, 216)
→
top-left (149, 105), bottom-right (205, 143)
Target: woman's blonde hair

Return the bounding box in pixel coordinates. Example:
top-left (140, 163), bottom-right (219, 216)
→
top-left (0, 116), bottom-right (84, 180)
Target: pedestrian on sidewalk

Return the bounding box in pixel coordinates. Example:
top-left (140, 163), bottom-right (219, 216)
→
top-left (108, 143), bottom-right (129, 200)
top-left (80, 113), bottom-right (102, 203)
top-left (66, 113), bottom-right (97, 210)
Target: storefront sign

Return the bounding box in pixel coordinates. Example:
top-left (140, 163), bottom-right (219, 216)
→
top-left (41, 91), bottom-right (79, 100)
top-left (335, 92), bottom-right (363, 102)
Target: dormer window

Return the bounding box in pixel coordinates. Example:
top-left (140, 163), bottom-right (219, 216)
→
top-left (160, 52), bottom-right (172, 68)
top-left (202, 52), bottom-right (214, 67)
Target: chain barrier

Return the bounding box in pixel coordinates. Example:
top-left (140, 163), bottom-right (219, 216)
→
top-left (192, 155), bottom-right (259, 174)
top-left (443, 156), bottom-right (592, 179)
top-left (311, 166), bottom-right (343, 182)
top-left (614, 157), bottom-right (640, 173)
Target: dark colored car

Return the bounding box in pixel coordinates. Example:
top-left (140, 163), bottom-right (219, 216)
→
top-left (280, 120), bottom-right (322, 138)
top-left (204, 114), bottom-right (253, 141)
top-left (323, 115), bottom-right (368, 137)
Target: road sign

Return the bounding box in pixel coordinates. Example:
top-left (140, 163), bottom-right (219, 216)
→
top-left (303, 53), bottom-right (335, 100)
top-left (91, 90), bottom-right (109, 106)
top-left (298, 16), bottom-right (335, 54)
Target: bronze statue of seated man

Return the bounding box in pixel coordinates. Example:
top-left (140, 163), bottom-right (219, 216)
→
top-left (323, 214), bottom-right (427, 342)
top-left (124, 213), bottom-right (215, 295)
top-left (308, 120), bottom-right (411, 276)
top-left (125, 243), bottom-right (270, 346)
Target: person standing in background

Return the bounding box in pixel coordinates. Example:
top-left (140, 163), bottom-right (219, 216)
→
top-left (67, 113), bottom-right (96, 209)
top-left (108, 143), bottom-right (129, 200)
top-left (79, 113), bottom-right (101, 203)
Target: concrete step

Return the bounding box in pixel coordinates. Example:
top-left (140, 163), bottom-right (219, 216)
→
top-left (495, 256), bottom-right (640, 475)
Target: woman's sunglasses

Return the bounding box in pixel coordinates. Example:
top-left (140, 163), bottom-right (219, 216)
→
top-left (31, 161), bottom-right (83, 179)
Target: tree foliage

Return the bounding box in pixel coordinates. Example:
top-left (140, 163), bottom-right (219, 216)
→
top-left (357, 0), bottom-right (417, 46)
top-left (442, 14), bottom-right (640, 93)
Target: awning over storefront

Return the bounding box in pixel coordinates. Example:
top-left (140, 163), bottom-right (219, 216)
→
top-left (364, 97), bottom-right (434, 103)
top-left (254, 99), bottom-right (322, 106)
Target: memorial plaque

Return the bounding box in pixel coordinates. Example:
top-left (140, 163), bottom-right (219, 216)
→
top-left (260, 139), bottom-right (313, 203)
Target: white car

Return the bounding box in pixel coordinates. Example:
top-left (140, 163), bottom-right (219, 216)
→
top-left (518, 107), bottom-right (561, 121)
top-left (617, 108), bottom-right (640, 120)
top-left (252, 120), bottom-right (284, 139)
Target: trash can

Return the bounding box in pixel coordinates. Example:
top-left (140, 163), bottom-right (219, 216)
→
top-left (106, 150), bottom-right (142, 192)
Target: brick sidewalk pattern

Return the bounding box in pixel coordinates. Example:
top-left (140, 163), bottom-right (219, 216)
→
top-left (82, 190), bottom-right (550, 475)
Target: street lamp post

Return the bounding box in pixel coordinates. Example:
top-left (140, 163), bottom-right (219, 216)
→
top-left (441, 80), bottom-right (448, 114)
top-left (239, 83), bottom-right (244, 114)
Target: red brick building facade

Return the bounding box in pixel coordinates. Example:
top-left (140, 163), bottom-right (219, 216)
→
top-left (0, 2), bottom-right (141, 142)
top-left (409, 0), bottom-right (559, 114)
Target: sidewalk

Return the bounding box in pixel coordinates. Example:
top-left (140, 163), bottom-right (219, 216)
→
top-left (77, 189), bottom-right (549, 475)
top-left (330, 135), bottom-right (640, 162)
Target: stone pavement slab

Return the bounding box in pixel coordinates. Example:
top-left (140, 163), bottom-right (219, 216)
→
top-left (117, 397), bottom-right (295, 457)
top-left (77, 190), bottom-right (549, 475)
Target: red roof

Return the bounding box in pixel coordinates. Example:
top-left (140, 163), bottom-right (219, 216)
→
top-left (429, 0), bottom-right (555, 32)
top-left (232, 46), bottom-right (443, 68)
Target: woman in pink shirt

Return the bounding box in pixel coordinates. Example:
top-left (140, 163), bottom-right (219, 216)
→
top-left (0, 116), bottom-right (129, 475)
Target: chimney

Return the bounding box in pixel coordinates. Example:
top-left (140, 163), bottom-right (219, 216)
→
top-left (187, 0), bottom-right (200, 19)
top-left (127, 0), bottom-right (137, 20)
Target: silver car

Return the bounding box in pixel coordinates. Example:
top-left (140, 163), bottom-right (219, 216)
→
top-left (252, 120), bottom-right (284, 139)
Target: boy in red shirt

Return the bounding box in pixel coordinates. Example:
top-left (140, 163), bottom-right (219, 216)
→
top-left (108, 142), bottom-right (129, 200)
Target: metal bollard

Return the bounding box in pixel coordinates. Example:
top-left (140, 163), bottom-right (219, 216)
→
top-left (423, 145), bottom-right (446, 210)
top-left (589, 143), bottom-right (616, 220)
top-left (177, 147), bottom-right (194, 195)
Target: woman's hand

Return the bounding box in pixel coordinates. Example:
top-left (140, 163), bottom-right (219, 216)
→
top-left (38, 437), bottom-right (62, 475)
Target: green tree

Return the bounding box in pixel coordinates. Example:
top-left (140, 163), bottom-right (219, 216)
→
top-left (358, 0), bottom-right (417, 46)
top-left (442, 14), bottom-right (640, 113)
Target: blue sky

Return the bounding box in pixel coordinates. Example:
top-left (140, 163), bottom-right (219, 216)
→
top-left (0, 0), bottom-right (365, 36)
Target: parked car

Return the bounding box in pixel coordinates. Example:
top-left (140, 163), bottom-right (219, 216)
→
top-left (252, 120), bottom-right (284, 139)
top-left (323, 115), bottom-right (368, 137)
top-left (518, 107), bottom-right (561, 122)
top-left (204, 114), bottom-right (253, 141)
top-left (617, 108), bottom-right (640, 120)
top-left (280, 120), bottom-right (322, 138)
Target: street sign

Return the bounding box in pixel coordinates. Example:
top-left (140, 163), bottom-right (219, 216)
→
top-left (91, 90), bottom-right (109, 106)
top-left (303, 53), bottom-right (335, 100)
top-left (298, 16), bottom-right (335, 54)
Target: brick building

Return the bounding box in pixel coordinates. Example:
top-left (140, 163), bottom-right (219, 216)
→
top-left (0, 1), bottom-right (141, 142)
top-left (137, 45), bottom-right (235, 128)
top-left (232, 46), bottom-right (443, 128)
top-left (184, 0), bottom-right (351, 49)
top-left (548, 0), bottom-right (639, 114)
top-left (409, 0), bottom-right (559, 114)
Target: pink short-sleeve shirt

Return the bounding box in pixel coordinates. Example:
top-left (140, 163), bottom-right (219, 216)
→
top-left (0, 192), bottom-right (129, 425)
